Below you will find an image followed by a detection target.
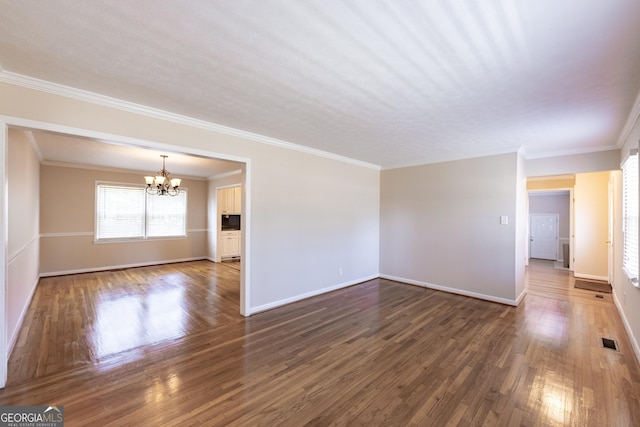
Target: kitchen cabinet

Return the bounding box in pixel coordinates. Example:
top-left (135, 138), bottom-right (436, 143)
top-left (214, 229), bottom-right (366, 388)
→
top-left (219, 186), bottom-right (241, 214)
top-left (220, 231), bottom-right (241, 258)
top-left (232, 186), bottom-right (241, 214)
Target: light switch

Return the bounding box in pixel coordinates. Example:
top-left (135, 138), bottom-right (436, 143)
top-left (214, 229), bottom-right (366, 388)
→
top-left (500, 215), bottom-right (508, 225)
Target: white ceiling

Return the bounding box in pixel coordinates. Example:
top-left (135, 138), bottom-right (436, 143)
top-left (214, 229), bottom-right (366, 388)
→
top-left (2, 1), bottom-right (640, 169)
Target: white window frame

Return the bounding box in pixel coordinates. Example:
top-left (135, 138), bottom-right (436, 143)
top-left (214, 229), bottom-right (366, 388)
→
top-left (622, 149), bottom-right (639, 288)
top-left (95, 181), bottom-right (188, 243)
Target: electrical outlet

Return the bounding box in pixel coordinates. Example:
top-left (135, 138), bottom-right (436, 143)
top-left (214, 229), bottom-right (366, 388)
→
top-left (500, 215), bottom-right (508, 225)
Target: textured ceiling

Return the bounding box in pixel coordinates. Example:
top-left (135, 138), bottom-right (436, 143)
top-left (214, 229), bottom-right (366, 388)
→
top-left (2, 1), bottom-right (640, 168)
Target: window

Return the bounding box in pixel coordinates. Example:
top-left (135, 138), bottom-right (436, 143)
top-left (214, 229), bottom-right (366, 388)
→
top-left (96, 183), bottom-right (187, 241)
top-left (622, 150), bottom-right (639, 287)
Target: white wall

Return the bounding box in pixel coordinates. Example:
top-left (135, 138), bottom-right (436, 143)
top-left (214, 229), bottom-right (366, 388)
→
top-left (7, 129), bottom-right (40, 352)
top-left (250, 153), bottom-right (380, 309)
top-left (615, 110), bottom-right (640, 365)
top-left (380, 153), bottom-right (520, 304)
top-left (0, 81), bottom-right (381, 317)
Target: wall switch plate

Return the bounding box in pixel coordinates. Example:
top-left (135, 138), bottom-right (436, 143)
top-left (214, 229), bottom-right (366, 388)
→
top-left (500, 215), bottom-right (508, 225)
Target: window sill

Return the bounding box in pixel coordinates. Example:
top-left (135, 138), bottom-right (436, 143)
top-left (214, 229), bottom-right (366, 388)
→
top-left (94, 236), bottom-right (187, 244)
top-left (623, 267), bottom-right (639, 288)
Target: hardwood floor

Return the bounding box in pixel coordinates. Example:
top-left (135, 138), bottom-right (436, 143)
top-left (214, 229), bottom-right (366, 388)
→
top-left (1, 261), bottom-right (639, 426)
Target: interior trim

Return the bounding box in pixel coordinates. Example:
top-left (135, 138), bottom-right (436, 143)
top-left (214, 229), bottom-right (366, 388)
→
top-left (0, 70), bottom-right (380, 171)
top-left (380, 274), bottom-right (520, 306)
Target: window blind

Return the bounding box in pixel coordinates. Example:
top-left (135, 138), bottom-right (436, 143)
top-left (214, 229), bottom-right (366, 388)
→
top-left (96, 184), bottom-right (187, 240)
top-left (622, 150), bottom-right (639, 284)
top-left (96, 185), bottom-right (146, 239)
top-left (146, 190), bottom-right (187, 237)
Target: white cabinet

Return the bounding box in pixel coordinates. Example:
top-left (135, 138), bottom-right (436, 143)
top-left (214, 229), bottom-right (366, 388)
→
top-left (219, 186), bottom-right (241, 214)
top-left (220, 231), bottom-right (241, 258)
top-left (232, 186), bottom-right (241, 214)
top-left (217, 185), bottom-right (242, 260)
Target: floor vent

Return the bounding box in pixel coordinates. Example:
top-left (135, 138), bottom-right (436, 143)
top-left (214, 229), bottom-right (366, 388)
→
top-left (602, 338), bottom-right (618, 351)
top-left (595, 294), bottom-right (604, 299)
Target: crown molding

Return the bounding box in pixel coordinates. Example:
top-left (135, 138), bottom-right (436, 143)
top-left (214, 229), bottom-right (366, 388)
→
top-left (519, 144), bottom-right (620, 160)
top-left (381, 142), bottom-right (622, 171)
top-left (381, 147), bottom-right (521, 171)
top-left (0, 70), bottom-right (380, 171)
top-left (616, 89), bottom-right (640, 148)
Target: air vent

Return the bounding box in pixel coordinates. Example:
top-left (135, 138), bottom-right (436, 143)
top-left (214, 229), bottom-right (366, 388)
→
top-left (602, 338), bottom-right (618, 351)
top-left (595, 294), bottom-right (604, 299)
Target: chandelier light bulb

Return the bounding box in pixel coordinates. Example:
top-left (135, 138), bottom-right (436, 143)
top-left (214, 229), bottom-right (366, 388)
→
top-left (144, 155), bottom-right (181, 196)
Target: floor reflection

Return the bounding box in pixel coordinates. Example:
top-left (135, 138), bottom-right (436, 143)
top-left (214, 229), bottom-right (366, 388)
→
top-left (92, 287), bottom-right (186, 358)
top-left (530, 371), bottom-right (574, 425)
top-left (525, 299), bottom-right (569, 342)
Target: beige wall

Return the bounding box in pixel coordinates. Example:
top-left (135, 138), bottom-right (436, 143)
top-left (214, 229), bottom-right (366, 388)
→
top-left (573, 171), bottom-right (610, 280)
top-left (0, 81), bottom-right (381, 315)
top-left (526, 150), bottom-right (620, 177)
top-left (380, 153), bottom-right (520, 303)
top-left (39, 164), bottom-right (208, 274)
top-left (7, 129), bottom-right (40, 351)
top-left (527, 176), bottom-right (575, 190)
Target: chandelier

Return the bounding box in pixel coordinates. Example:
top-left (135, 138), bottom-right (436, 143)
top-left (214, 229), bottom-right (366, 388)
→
top-left (144, 155), bottom-right (182, 196)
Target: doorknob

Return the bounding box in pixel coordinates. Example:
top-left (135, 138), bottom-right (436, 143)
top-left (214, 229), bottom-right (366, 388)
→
top-left (605, 240), bottom-right (611, 244)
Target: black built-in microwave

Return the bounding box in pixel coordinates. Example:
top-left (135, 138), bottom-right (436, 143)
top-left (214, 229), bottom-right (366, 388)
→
top-left (221, 214), bottom-right (241, 231)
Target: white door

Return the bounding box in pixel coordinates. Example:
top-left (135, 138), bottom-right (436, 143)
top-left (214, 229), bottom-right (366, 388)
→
top-left (530, 214), bottom-right (558, 260)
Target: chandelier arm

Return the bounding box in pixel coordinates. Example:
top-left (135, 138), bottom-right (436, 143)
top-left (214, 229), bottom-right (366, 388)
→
top-left (145, 155), bottom-right (180, 196)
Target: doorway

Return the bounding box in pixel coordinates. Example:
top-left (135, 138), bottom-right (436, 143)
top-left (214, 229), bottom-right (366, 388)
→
top-left (0, 117), bottom-right (252, 388)
top-left (527, 186), bottom-right (572, 270)
top-left (526, 172), bottom-right (616, 281)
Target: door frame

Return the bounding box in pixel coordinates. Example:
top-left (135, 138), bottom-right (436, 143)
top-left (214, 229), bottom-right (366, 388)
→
top-left (527, 188), bottom-right (574, 270)
top-left (0, 115), bottom-right (253, 388)
top-left (608, 176), bottom-right (614, 284)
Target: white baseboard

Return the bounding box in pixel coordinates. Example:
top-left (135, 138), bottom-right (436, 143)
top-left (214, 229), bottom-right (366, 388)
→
top-left (574, 273), bottom-right (608, 282)
top-left (8, 276), bottom-right (39, 356)
top-left (248, 274), bottom-right (379, 315)
top-left (380, 274), bottom-right (519, 306)
top-left (612, 290), bottom-right (640, 367)
top-left (515, 288), bottom-right (527, 305)
top-left (39, 257), bottom-right (208, 277)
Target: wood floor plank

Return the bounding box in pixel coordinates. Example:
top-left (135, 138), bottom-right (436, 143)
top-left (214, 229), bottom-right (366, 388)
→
top-left (1, 261), bottom-right (639, 426)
